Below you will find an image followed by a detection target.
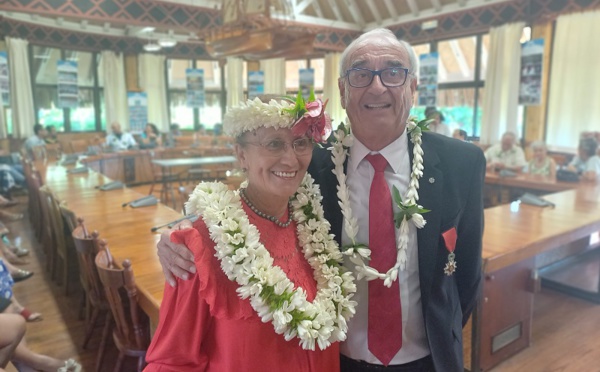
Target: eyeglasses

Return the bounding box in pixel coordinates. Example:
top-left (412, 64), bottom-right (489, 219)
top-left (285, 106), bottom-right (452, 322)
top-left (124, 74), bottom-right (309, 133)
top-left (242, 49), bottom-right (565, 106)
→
top-left (243, 137), bottom-right (313, 157)
top-left (345, 67), bottom-right (410, 88)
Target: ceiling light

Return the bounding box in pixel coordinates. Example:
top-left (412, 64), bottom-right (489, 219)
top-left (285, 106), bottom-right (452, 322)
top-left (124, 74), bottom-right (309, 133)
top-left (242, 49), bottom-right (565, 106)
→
top-left (158, 39), bottom-right (177, 48)
top-left (143, 43), bottom-right (161, 52)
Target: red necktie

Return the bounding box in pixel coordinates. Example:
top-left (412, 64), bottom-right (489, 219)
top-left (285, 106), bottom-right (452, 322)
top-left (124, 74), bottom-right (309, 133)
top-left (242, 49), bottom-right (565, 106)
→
top-left (366, 153), bottom-right (402, 366)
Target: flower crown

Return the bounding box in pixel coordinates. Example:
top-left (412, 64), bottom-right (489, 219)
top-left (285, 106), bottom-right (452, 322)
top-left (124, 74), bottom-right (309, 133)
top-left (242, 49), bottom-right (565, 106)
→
top-left (223, 92), bottom-right (332, 143)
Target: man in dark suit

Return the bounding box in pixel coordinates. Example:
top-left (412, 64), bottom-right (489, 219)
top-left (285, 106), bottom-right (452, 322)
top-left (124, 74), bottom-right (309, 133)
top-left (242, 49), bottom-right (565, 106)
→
top-left (157, 28), bottom-right (484, 371)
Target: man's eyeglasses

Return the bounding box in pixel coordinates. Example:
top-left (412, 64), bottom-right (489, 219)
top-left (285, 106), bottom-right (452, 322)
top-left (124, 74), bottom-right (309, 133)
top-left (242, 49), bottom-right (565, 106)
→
top-left (345, 67), bottom-right (410, 88)
top-left (243, 138), bottom-right (313, 157)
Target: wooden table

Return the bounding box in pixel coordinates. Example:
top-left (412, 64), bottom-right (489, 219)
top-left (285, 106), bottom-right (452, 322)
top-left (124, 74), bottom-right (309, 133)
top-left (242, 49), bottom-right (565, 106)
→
top-left (484, 172), bottom-right (576, 206)
top-left (471, 182), bottom-right (600, 371)
top-left (151, 156), bottom-right (237, 208)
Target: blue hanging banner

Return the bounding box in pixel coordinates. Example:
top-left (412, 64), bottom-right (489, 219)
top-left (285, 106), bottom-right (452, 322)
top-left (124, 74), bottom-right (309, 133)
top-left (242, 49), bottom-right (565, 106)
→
top-left (519, 38), bottom-right (544, 106)
top-left (248, 71), bottom-right (264, 99)
top-left (299, 68), bottom-right (314, 97)
top-left (417, 52), bottom-right (439, 107)
top-left (57, 60), bottom-right (78, 109)
top-left (186, 68), bottom-right (205, 108)
top-left (0, 52), bottom-right (9, 107)
top-left (127, 92), bottom-right (148, 133)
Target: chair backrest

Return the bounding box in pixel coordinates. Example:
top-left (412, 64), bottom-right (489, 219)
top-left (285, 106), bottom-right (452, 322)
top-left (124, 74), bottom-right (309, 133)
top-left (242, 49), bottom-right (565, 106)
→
top-left (72, 219), bottom-right (105, 306)
top-left (173, 136), bottom-right (195, 148)
top-left (37, 185), bottom-right (56, 252)
top-left (30, 145), bottom-right (47, 161)
top-left (59, 204), bottom-right (78, 233)
top-left (95, 242), bottom-right (148, 351)
top-left (70, 139), bottom-right (90, 154)
top-left (40, 186), bottom-right (68, 259)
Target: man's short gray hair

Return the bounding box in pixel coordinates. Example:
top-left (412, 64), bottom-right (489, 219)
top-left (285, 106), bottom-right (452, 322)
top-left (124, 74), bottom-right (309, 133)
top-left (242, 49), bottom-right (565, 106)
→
top-left (339, 28), bottom-right (419, 79)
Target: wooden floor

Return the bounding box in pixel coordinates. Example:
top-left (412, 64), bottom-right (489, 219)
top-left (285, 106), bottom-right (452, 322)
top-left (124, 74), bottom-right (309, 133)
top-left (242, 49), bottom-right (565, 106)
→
top-left (3, 187), bottom-right (600, 372)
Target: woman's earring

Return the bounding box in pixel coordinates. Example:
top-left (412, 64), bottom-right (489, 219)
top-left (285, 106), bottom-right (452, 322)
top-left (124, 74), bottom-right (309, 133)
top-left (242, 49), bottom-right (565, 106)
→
top-left (242, 167), bottom-right (248, 173)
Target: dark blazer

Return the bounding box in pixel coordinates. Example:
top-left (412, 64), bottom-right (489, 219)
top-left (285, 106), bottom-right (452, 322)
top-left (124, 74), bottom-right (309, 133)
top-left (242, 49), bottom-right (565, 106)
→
top-left (308, 132), bottom-right (486, 372)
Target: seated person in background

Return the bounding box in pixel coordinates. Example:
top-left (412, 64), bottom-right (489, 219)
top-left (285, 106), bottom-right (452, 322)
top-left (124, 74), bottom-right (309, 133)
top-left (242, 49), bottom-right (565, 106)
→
top-left (43, 126), bottom-right (58, 144)
top-left (524, 141), bottom-right (556, 178)
top-left (22, 124), bottom-right (47, 159)
top-left (140, 123), bottom-right (162, 149)
top-left (484, 131), bottom-right (527, 172)
top-left (567, 137), bottom-right (600, 181)
top-left (192, 124), bottom-right (213, 147)
top-left (452, 129), bottom-right (468, 141)
top-left (105, 122), bottom-right (137, 151)
top-left (424, 107), bottom-right (451, 137)
top-left (166, 123), bottom-right (182, 147)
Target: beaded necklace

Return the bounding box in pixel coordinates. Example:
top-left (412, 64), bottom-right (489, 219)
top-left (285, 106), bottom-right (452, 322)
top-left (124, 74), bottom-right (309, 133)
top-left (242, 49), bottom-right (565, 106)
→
top-left (239, 188), bottom-right (293, 228)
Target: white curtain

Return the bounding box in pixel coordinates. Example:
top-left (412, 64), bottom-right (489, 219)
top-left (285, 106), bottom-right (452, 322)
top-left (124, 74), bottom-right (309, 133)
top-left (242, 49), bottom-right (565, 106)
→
top-left (546, 11), bottom-right (600, 147)
top-left (260, 58), bottom-right (285, 95)
top-left (6, 37), bottom-right (35, 138)
top-left (101, 51), bottom-right (128, 129)
top-left (138, 54), bottom-right (169, 132)
top-left (323, 52), bottom-right (345, 128)
top-left (226, 57), bottom-right (244, 109)
top-left (480, 22), bottom-right (525, 145)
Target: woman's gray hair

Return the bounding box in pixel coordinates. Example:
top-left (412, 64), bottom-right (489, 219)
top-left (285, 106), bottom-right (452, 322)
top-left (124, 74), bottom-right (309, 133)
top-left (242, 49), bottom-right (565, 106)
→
top-left (530, 141), bottom-right (547, 151)
top-left (339, 28), bottom-right (419, 78)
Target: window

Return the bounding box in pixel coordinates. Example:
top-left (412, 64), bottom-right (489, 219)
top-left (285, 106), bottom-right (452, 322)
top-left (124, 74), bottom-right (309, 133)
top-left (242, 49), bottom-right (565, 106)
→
top-left (31, 46), bottom-right (103, 132)
top-left (285, 57), bottom-right (325, 95)
top-left (166, 59), bottom-right (223, 130)
top-left (411, 34), bottom-right (487, 137)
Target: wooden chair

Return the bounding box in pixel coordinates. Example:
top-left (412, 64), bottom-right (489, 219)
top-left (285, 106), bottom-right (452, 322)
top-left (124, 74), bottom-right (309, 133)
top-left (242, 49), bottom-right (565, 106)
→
top-left (173, 135), bottom-right (195, 148)
top-left (70, 139), bottom-right (90, 154)
top-left (37, 185), bottom-right (57, 276)
top-left (95, 242), bottom-right (150, 372)
top-left (71, 219), bottom-right (111, 371)
top-left (30, 144), bottom-right (47, 161)
top-left (40, 186), bottom-right (78, 295)
top-left (21, 159), bottom-right (42, 237)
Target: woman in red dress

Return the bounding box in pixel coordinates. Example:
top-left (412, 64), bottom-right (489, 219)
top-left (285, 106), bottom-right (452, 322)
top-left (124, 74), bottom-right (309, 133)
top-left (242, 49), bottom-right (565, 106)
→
top-left (145, 95), bottom-right (356, 372)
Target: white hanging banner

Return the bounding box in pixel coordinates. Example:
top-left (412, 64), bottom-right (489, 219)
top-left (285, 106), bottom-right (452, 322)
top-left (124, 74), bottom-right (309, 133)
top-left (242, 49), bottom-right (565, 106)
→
top-left (186, 68), bottom-right (205, 108)
top-left (519, 38), bottom-right (544, 106)
top-left (418, 52), bottom-right (438, 107)
top-left (57, 60), bottom-right (78, 109)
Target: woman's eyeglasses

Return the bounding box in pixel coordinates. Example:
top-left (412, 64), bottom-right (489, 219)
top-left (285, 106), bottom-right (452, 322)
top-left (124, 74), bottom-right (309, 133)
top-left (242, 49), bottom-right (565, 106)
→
top-left (344, 67), bottom-right (409, 88)
top-left (243, 138), bottom-right (313, 157)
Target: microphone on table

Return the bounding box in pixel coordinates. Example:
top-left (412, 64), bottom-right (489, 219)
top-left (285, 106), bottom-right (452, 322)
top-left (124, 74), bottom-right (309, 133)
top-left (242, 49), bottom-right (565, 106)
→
top-left (95, 181), bottom-right (125, 191)
top-left (150, 215), bottom-right (199, 232)
top-left (122, 195), bottom-right (158, 208)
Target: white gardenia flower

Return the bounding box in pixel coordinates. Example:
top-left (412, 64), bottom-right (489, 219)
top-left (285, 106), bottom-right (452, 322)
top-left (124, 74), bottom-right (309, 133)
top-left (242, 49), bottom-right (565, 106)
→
top-left (411, 213), bottom-right (426, 228)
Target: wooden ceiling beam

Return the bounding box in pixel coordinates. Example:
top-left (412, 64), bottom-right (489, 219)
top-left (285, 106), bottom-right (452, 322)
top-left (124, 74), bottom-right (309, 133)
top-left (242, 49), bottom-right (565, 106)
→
top-left (430, 0), bottom-right (442, 12)
top-left (406, 0), bottom-right (420, 17)
top-left (366, 0), bottom-right (382, 25)
top-left (383, 0), bottom-right (399, 19)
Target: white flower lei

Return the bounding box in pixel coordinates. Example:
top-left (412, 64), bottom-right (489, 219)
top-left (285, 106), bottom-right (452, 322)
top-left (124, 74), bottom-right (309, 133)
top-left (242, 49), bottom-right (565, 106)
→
top-left (223, 97), bottom-right (295, 138)
top-left (330, 116), bottom-right (427, 287)
top-left (186, 175), bottom-right (357, 351)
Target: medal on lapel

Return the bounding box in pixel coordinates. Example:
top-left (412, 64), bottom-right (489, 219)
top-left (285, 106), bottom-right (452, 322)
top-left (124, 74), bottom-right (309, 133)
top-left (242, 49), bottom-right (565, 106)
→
top-left (442, 227), bottom-right (457, 276)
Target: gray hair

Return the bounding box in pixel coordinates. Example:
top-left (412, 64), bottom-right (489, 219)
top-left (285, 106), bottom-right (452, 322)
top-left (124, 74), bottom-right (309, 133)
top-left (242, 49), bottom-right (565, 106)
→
top-left (339, 28), bottom-right (419, 78)
top-left (530, 141), bottom-right (547, 151)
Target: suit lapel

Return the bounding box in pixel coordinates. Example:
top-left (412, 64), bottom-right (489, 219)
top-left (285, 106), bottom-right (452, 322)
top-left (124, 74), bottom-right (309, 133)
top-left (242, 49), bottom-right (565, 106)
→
top-left (314, 153), bottom-right (344, 246)
top-left (410, 134), bottom-right (443, 312)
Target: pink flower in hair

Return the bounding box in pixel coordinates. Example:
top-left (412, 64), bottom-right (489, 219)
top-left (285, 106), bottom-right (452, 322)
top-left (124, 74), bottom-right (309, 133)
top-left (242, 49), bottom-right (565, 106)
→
top-left (292, 98), bottom-right (332, 143)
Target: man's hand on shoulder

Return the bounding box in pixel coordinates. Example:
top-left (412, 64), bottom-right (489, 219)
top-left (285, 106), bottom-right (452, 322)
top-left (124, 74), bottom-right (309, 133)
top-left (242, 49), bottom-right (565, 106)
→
top-left (157, 219), bottom-right (196, 287)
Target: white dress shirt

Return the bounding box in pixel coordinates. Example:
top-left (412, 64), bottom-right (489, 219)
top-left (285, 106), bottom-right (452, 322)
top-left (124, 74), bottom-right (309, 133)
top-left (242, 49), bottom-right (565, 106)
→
top-left (105, 132), bottom-right (137, 151)
top-left (339, 130), bottom-right (430, 364)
